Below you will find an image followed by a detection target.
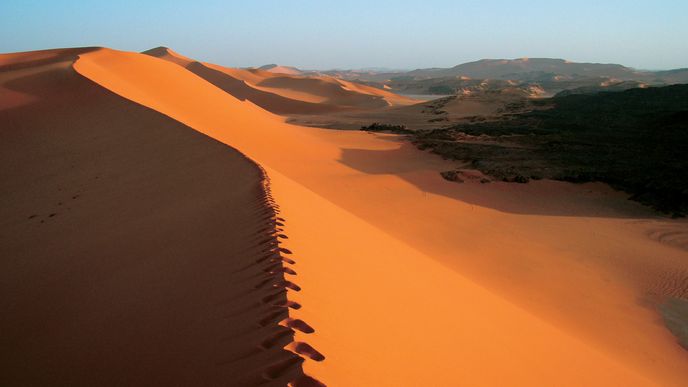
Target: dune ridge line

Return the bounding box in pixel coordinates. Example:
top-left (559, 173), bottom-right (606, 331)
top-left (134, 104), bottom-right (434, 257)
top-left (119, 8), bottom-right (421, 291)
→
top-left (254, 164), bottom-right (327, 386)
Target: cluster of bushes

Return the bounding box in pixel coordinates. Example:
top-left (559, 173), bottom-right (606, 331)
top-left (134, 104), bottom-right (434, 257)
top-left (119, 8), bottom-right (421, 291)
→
top-left (427, 85), bottom-right (456, 94)
top-left (360, 123), bottom-right (413, 134)
top-left (412, 84), bottom-right (688, 216)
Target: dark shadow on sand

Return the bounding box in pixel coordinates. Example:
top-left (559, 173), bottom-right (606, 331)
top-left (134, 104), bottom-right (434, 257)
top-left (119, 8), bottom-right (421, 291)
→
top-left (338, 140), bottom-right (662, 219)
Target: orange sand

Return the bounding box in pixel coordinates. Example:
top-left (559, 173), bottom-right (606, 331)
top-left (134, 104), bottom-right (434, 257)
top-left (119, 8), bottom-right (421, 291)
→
top-left (0, 49), bottom-right (307, 385)
top-left (74, 48), bottom-right (688, 385)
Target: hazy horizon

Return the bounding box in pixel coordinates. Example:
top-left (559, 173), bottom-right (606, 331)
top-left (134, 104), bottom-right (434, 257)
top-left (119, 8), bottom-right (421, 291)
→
top-left (1, 0), bottom-right (687, 71)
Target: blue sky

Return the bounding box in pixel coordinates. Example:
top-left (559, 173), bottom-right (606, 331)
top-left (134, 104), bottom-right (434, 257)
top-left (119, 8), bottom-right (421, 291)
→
top-left (1, 0), bottom-right (686, 70)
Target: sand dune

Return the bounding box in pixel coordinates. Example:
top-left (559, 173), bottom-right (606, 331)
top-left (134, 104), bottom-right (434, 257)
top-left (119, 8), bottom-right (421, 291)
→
top-left (258, 64), bottom-right (303, 75)
top-left (0, 49), bottom-right (315, 386)
top-left (251, 73), bottom-right (412, 107)
top-left (207, 61), bottom-right (416, 107)
top-left (187, 62), bottom-right (343, 115)
top-left (144, 47), bottom-right (416, 115)
top-left (73, 47), bottom-right (688, 385)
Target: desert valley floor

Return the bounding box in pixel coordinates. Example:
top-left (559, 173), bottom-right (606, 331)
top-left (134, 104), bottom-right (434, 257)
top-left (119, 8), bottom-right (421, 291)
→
top-left (1, 47), bottom-right (688, 386)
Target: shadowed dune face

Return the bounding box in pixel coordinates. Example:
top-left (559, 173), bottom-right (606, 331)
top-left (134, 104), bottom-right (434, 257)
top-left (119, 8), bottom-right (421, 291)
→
top-left (0, 48), bottom-right (100, 111)
top-left (0, 49), bottom-right (314, 386)
top-left (72, 47), bottom-right (688, 385)
top-left (0, 47), bottom-right (99, 72)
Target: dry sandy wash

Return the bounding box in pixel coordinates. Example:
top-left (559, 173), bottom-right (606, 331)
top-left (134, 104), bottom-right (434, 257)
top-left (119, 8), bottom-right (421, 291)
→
top-left (2, 46), bottom-right (688, 386)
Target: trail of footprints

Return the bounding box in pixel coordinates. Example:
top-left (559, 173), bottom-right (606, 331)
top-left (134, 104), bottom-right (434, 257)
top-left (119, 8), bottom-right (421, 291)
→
top-left (252, 169), bottom-right (326, 386)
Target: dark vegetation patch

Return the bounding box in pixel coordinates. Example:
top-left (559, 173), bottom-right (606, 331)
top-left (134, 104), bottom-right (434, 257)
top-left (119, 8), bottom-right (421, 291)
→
top-left (440, 170), bottom-right (463, 182)
top-left (420, 96), bottom-right (454, 116)
top-left (427, 85), bottom-right (456, 94)
top-left (411, 84), bottom-right (688, 216)
top-left (360, 122), bottom-right (413, 134)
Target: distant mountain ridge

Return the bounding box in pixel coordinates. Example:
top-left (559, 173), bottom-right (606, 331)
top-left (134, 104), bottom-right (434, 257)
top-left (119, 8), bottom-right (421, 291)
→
top-left (305, 58), bottom-right (688, 96)
top-left (406, 58), bottom-right (646, 80)
top-left (217, 58), bottom-right (688, 87)
top-left (160, 53), bottom-right (688, 97)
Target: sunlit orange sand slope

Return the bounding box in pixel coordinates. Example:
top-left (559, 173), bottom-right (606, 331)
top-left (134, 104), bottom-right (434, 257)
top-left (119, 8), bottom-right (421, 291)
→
top-left (143, 46), bottom-right (416, 115)
top-left (0, 49), bottom-right (317, 386)
top-left (74, 47), bottom-right (688, 385)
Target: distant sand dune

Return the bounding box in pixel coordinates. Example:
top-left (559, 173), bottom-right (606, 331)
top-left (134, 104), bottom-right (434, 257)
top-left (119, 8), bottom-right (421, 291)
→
top-left (144, 47), bottom-right (416, 115)
top-left (259, 64), bottom-right (303, 75)
top-left (187, 62), bottom-right (342, 115)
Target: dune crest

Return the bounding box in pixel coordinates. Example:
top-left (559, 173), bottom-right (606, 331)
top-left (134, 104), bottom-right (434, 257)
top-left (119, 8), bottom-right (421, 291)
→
top-left (141, 46), bottom-right (195, 67)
